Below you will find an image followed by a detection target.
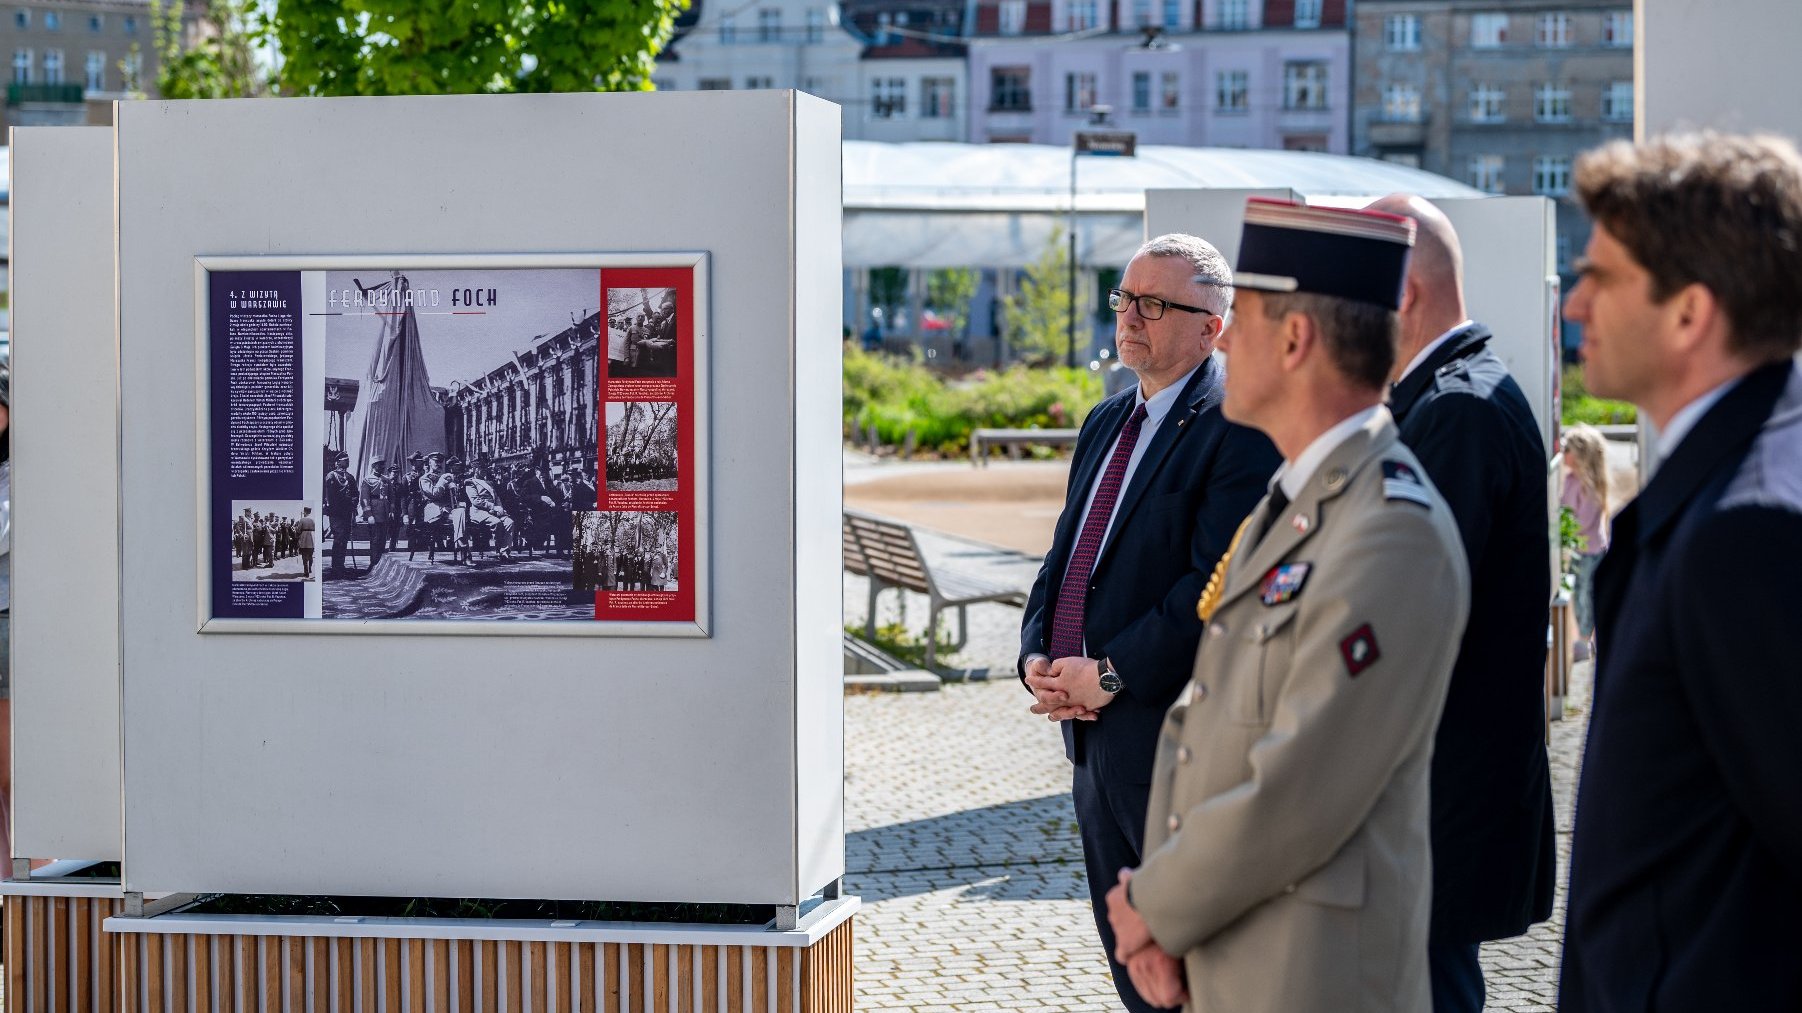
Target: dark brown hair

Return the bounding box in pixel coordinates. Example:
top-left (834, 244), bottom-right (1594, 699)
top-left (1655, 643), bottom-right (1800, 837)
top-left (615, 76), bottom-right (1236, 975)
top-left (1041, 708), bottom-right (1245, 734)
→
top-left (1260, 292), bottom-right (1398, 391)
top-left (1575, 132), bottom-right (1802, 361)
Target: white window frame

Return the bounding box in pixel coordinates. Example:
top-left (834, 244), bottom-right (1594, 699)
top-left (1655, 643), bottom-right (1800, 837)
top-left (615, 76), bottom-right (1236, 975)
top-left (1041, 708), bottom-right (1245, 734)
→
top-left (1065, 70), bottom-right (1097, 113)
top-left (12, 9), bottom-right (27, 29)
top-left (1216, 69), bottom-right (1248, 112)
top-left (1469, 83), bottom-right (1505, 123)
top-left (757, 9), bottom-right (781, 42)
top-left (1536, 12), bottom-right (1570, 48)
top-left (1131, 70), bottom-right (1151, 112)
top-left (1534, 83), bottom-right (1572, 123)
top-left (1382, 82), bottom-right (1421, 122)
top-left (1534, 154), bottom-right (1572, 196)
top-left (1160, 70), bottom-right (1179, 110)
top-left (1161, 0), bottom-right (1180, 28)
top-left (12, 47), bottom-right (31, 84)
top-left (805, 8), bottom-right (823, 43)
top-left (1385, 14), bottom-right (1421, 51)
top-left (1218, 0), bottom-right (1249, 30)
top-left (1602, 80), bottom-right (1633, 122)
top-left (718, 14), bottom-right (736, 43)
top-left (42, 47), bottom-right (61, 84)
top-left (745, 75), bottom-right (774, 89)
top-left (42, 9), bottom-right (57, 30)
top-left (85, 49), bottom-right (105, 91)
top-left (921, 76), bottom-right (955, 118)
top-left (1066, 0), bottom-right (1098, 32)
top-left (88, 13), bottom-right (102, 32)
top-left (999, 0), bottom-right (1026, 35)
top-left (1471, 12), bottom-right (1507, 47)
top-left (1603, 11), bottom-right (1633, 47)
top-left (698, 77), bottom-right (732, 90)
top-left (1469, 154), bottom-right (1505, 194)
top-left (991, 66), bottom-right (1031, 110)
top-left (1293, 0), bottom-right (1321, 29)
top-left (1284, 60), bottom-right (1328, 110)
top-left (871, 76), bottom-right (907, 119)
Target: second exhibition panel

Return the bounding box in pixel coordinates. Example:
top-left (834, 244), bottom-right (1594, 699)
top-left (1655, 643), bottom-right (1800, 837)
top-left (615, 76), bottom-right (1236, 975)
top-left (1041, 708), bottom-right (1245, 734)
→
top-left (113, 91), bottom-right (844, 906)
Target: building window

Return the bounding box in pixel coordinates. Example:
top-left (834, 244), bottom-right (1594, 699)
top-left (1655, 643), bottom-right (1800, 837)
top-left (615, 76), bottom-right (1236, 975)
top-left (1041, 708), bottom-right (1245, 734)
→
top-left (1000, 0), bottom-right (1026, 35)
top-left (1556, 236), bottom-right (1572, 273)
top-left (12, 48), bottom-right (30, 84)
top-left (1536, 12), bottom-right (1570, 47)
top-left (1161, 71), bottom-right (1179, 110)
top-left (745, 75), bottom-right (774, 89)
top-left (1385, 14), bottom-right (1421, 50)
top-left (1216, 69), bottom-right (1248, 112)
top-left (719, 14), bottom-right (736, 42)
top-left (872, 77), bottom-right (907, 118)
top-left (1131, 0), bottom-right (1152, 28)
top-left (43, 47), bottom-right (60, 83)
top-left (1219, 0), bottom-right (1249, 30)
top-left (85, 49), bottom-right (104, 90)
top-left (758, 9), bottom-right (781, 41)
top-left (921, 76), bottom-right (955, 118)
top-left (120, 49), bottom-right (139, 86)
top-left (698, 77), bottom-right (731, 90)
top-left (1067, 0), bottom-right (1098, 31)
top-left (1284, 134), bottom-right (1327, 152)
top-left (1471, 12), bottom-right (1507, 47)
top-left (1131, 71), bottom-right (1151, 112)
top-left (1534, 154), bottom-right (1572, 195)
top-left (805, 7), bottom-right (824, 42)
top-left (1065, 71), bottom-right (1097, 113)
top-left (1383, 152), bottom-right (1421, 168)
top-left (1293, 0), bottom-right (1321, 29)
top-left (88, 14), bottom-right (101, 31)
top-left (1469, 154), bottom-right (1505, 194)
top-left (1283, 61), bottom-right (1328, 110)
top-left (1162, 0), bottom-right (1180, 28)
top-left (42, 10), bottom-right (57, 30)
top-left (1604, 11), bottom-right (1632, 47)
top-left (1469, 83), bottom-right (1505, 122)
top-left (1535, 83), bottom-right (1572, 122)
top-left (12, 9), bottom-right (26, 29)
top-left (1602, 80), bottom-right (1633, 122)
top-left (652, 78), bottom-right (675, 90)
top-left (991, 66), bottom-right (1031, 110)
top-left (123, 14), bottom-right (137, 34)
top-left (1382, 82), bottom-right (1421, 122)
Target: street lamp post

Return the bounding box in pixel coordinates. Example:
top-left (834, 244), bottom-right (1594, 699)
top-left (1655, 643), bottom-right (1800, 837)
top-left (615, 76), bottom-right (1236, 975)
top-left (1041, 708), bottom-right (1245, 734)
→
top-left (1071, 111), bottom-right (1136, 368)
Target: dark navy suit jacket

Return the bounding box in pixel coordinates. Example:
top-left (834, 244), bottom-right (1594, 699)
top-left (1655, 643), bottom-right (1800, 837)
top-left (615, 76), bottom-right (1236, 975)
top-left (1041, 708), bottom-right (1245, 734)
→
top-left (1390, 324), bottom-right (1557, 944)
top-left (1561, 360), bottom-right (1802, 1011)
top-left (1018, 357), bottom-right (1280, 784)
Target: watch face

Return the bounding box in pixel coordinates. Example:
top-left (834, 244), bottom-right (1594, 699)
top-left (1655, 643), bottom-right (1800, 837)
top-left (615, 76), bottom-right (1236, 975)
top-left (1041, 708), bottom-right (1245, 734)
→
top-left (1100, 669), bottom-right (1124, 694)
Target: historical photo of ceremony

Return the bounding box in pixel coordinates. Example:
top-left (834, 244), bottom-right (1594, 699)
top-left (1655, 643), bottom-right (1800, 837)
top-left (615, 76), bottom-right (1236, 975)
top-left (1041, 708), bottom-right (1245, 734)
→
top-left (318, 267), bottom-right (604, 621)
top-left (571, 510), bottom-right (679, 594)
top-left (229, 500), bottom-right (318, 581)
top-left (604, 402), bottom-right (678, 492)
top-left (605, 287), bottom-right (677, 377)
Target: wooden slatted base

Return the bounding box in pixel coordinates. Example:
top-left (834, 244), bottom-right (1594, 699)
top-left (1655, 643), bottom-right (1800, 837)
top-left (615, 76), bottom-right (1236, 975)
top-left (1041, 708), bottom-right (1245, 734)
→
top-left (3, 894), bottom-right (127, 1012)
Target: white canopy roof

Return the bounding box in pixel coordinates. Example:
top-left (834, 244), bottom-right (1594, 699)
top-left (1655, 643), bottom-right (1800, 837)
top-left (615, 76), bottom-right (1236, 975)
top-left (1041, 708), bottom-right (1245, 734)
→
top-left (841, 140), bottom-right (1485, 269)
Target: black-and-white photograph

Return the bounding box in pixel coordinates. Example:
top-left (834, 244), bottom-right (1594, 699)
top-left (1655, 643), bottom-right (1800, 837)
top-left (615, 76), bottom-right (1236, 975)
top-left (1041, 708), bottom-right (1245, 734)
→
top-left (318, 267), bottom-right (602, 621)
top-left (605, 402), bottom-right (678, 492)
top-left (572, 510), bottom-right (679, 593)
top-left (606, 287), bottom-right (677, 377)
top-left (230, 500), bottom-right (318, 582)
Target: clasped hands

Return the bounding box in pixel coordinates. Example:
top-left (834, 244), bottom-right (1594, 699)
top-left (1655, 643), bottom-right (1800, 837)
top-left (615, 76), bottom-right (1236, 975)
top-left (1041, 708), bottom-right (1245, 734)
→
top-left (1107, 869), bottom-right (1189, 1009)
top-left (1024, 654), bottom-right (1115, 722)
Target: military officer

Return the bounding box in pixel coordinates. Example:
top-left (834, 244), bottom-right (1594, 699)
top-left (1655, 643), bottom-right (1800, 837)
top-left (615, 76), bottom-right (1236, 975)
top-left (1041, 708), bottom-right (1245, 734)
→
top-left (1105, 199), bottom-right (1472, 1012)
top-left (360, 456), bottom-right (391, 567)
top-left (323, 451), bottom-right (358, 576)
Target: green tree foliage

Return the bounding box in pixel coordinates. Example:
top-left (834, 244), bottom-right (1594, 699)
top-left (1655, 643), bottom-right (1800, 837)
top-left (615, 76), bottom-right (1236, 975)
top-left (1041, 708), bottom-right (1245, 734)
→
top-left (926, 268), bottom-right (978, 336)
top-left (1003, 226), bottom-right (1083, 364)
top-left (265, 0), bottom-right (690, 97)
top-left (151, 0), bottom-right (270, 99)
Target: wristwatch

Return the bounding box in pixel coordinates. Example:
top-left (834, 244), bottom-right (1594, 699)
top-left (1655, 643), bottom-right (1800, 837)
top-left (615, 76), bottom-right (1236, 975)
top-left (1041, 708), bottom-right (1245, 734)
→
top-left (1098, 657), bottom-right (1124, 696)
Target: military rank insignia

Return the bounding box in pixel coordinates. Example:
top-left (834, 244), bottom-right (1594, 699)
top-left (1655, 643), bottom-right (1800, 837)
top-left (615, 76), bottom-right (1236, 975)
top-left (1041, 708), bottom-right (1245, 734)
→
top-left (1340, 624), bottom-right (1381, 677)
top-left (1259, 563), bottom-right (1311, 605)
top-left (1381, 460), bottom-right (1433, 507)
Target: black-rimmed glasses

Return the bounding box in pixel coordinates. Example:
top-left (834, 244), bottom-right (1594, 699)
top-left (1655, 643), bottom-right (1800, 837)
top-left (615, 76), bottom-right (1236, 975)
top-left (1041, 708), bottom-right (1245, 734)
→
top-left (1107, 287), bottom-right (1215, 321)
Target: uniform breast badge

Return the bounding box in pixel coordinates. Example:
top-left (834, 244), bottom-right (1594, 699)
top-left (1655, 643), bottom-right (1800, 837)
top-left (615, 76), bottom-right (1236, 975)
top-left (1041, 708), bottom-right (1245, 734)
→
top-left (1259, 563), bottom-right (1311, 605)
top-left (1197, 514), bottom-right (1253, 621)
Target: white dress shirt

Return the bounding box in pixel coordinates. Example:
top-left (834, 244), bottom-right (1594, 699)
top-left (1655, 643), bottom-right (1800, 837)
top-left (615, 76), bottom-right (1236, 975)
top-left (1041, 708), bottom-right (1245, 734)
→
top-left (1074, 360), bottom-right (1204, 558)
top-left (1275, 405), bottom-right (1384, 500)
top-left (1655, 376), bottom-right (1742, 463)
top-left (1396, 320), bottom-right (1475, 387)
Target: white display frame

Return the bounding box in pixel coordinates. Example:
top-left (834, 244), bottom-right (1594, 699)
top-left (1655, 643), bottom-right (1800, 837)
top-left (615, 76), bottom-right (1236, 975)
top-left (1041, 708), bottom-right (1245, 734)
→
top-left (192, 251), bottom-right (713, 639)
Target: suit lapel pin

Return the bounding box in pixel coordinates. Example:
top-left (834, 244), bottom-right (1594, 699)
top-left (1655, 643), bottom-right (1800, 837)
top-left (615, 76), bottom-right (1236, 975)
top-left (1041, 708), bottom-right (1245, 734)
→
top-left (1324, 468), bottom-right (1348, 492)
top-left (1292, 514), bottom-right (1310, 534)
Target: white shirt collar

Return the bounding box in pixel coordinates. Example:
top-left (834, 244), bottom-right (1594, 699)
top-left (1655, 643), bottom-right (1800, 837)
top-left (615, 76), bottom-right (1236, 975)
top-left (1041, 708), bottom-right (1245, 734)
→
top-left (1135, 360), bottom-right (1203, 424)
top-left (1655, 376), bottom-right (1742, 461)
top-left (1397, 320), bottom-right (1474, 386)
top-left (1276, 405), bottom-right (1384, 499)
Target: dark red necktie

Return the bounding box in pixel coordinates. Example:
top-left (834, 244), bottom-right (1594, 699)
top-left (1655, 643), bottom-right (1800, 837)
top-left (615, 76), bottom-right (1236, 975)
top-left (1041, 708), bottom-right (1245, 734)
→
top-left (1048, 404), bottom-right (1149, 659)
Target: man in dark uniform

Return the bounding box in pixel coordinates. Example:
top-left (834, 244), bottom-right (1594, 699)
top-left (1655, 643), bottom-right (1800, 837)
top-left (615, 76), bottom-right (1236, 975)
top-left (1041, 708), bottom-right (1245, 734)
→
top-left (251, 512), bottom-right (273, 568)
top-left (1368, 194), bottom-right (1556, 1011)
top-left (235, 509), bottom-right (253, 571)
top-left (323, 451), bottom-right (358, 577)
top-left (400, 453), bottom-right (425, 553)
top-left (1559, 133), bottom-right (1802, 1010)
top-left (1020, 233), bottom-right (1280, 1013)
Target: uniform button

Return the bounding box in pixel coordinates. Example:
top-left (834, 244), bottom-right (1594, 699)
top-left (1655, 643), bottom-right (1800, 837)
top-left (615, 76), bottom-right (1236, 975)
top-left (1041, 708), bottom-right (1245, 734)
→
top-left (1176, 745), bottom-right (1192, 764)
top-left (1167, 813), bottom-right (1181, 833)
top-left (1194, 683), bottom-right (1208, 701)
top-left (1209, 623), bottom-right (1228, 639)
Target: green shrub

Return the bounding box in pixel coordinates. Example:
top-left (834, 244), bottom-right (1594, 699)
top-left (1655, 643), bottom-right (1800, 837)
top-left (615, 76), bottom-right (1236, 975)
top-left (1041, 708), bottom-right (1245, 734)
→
top-left (844, 343), bottom-right (1103, 456)
top-left (1562, 364), bottom-right (1638, 426)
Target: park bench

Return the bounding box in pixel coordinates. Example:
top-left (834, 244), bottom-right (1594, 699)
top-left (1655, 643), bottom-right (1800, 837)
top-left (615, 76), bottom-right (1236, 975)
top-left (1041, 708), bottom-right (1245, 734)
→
top-left (843, 510), bottom-right (1028, 667)
top-left (969, 427), bottom-right (1081, 466)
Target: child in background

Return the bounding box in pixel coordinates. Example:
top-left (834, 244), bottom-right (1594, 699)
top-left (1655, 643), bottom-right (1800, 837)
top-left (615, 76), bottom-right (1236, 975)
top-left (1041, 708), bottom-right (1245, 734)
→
top-left (1560, 424), bottom-right (1611, 660)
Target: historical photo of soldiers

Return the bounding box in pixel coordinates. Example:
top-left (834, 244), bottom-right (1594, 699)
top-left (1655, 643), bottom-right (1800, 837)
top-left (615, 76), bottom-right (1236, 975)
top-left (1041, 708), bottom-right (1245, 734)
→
top-left (605, 287), bottom-right (677, 377)
top-left (604, 402), bottom-right (678, 492)
top-left (571, 510), bottom-right (678, 593)
top-left (229, 500), bottom-right (316, 582)
top-left (319, 268), bottom-right (603, 621)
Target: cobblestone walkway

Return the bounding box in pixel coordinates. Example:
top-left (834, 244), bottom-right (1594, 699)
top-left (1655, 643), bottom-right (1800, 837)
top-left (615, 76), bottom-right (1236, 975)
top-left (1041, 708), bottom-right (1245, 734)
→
top-left (846, 569), bottom-right (1589, 1011)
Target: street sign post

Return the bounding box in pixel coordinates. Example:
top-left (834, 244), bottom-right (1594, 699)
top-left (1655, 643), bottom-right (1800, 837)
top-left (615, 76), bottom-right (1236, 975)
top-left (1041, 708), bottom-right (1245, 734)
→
top-left (1069, 125), bottom-right (1137, 366)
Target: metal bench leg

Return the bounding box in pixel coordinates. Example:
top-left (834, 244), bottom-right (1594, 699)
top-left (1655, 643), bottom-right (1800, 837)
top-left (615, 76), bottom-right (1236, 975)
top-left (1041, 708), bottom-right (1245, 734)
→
top-left (866, 579), bottom-right (882, 640)
top-left (925, 603), bottom-right (941, 668)
top-left (948, 604), bottom-right (971, 652)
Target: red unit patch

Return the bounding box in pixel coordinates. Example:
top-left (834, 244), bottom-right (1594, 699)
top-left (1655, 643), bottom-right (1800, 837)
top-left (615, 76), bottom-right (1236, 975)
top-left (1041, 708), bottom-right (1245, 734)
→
top-left (1340, 624), bottom-right (1381, 677)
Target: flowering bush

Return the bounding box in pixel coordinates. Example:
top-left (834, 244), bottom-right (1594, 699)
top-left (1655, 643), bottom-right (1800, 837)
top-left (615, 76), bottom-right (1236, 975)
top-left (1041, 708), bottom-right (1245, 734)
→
top-left (844, 344), bottom-right (1104, 456)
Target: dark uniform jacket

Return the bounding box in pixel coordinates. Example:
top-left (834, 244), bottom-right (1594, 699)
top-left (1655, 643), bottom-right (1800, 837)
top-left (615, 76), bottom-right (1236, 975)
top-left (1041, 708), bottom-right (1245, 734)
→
top-left (1019, 357), bottom-right (1280, 782)
top-left (1389, 323), bottom-right (1556, 943)
top-left (1561, 360), bottom-right (1802, 1011)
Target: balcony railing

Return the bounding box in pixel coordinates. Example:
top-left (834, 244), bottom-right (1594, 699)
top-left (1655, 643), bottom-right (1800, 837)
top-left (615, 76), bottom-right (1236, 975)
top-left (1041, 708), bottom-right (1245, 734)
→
top-left (7, 83), bottom-right (84, 105)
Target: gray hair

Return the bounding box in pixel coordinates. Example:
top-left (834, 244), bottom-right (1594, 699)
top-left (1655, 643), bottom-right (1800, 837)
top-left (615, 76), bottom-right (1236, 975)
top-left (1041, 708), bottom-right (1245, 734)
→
top-left (1136, 233), bottom-right (1233, 316)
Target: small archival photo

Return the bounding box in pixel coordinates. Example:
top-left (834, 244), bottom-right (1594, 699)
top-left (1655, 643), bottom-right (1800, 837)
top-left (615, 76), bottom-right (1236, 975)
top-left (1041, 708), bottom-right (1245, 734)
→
top-left (604, 402), bottom-right (678, 492)
top-left (229, 500), bottom-right (318, 582)
top-left (605, 287), bottom-right (677, 378)
top-left (572, 510), bottom-right (679, 593)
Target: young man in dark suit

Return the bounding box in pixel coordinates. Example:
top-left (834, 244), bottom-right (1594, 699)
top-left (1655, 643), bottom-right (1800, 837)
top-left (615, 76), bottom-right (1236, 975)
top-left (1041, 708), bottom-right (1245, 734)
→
top-left (1020, 233), bottom-right (1279, 1012)
top-left (1559, 132), bottom-right (1802, 1011)
top-left (1368, 194), bottom-right (1556, 1011)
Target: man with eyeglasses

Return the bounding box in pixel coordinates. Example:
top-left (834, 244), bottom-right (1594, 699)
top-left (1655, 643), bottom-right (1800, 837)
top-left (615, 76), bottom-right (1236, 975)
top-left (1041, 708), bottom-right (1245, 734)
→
top-left (1020, 233), bottom-right (1279, 1012)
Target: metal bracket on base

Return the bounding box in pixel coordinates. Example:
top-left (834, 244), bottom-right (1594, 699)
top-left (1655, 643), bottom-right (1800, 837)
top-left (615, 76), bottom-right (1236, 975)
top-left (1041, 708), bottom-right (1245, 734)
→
top-left (11, 858), bottom-right (31, 880)
top-left (123, 892), bottom-right (198, 918)
top-left (823, 877), bottom-right (843, 900)
top-left (774, 904), bottom-right (799, 931)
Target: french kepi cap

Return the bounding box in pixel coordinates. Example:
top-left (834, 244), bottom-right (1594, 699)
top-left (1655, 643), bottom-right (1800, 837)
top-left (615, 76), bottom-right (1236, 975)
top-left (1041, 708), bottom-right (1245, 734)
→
top-left (1233, 199), bottom-right (1417, 310)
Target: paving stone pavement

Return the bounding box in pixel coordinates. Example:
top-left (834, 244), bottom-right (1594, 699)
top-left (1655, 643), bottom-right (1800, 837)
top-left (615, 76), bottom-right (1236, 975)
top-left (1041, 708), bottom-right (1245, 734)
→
top-left (846, 562), bottom-right (1590, 1011)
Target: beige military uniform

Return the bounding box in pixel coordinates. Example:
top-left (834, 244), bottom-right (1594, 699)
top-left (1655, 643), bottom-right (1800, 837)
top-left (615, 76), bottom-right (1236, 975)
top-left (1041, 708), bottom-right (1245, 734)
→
top-left (1129, 409), bottom-right (1470, 1013)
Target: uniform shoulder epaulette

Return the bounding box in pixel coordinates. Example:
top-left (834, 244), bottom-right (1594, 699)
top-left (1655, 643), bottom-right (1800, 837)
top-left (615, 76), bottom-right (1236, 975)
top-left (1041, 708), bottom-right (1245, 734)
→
top-left (1433, 358), bottom-right (1477, 389)
top-left (1380, 459), bottom-right (1433, 507)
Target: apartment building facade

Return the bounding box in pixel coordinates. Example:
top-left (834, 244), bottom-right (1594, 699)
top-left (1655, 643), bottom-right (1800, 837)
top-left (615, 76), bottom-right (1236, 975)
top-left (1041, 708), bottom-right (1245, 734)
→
top-left (1, 0), bottom-right (175, 132)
